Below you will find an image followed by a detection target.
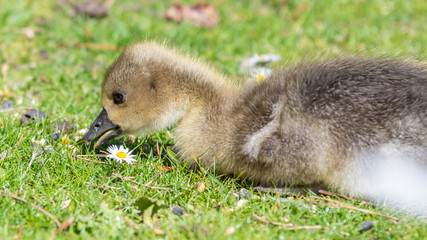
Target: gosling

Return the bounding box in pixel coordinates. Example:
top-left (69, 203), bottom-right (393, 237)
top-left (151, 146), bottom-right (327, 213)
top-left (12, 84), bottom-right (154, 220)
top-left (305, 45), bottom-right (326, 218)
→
top-left (85, 42), bottom-right (427, 199)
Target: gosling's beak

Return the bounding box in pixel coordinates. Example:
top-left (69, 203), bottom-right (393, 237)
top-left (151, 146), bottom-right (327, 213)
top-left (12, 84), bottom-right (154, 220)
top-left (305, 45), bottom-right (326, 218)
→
top-left (84, 108), bottom-right (122, 148)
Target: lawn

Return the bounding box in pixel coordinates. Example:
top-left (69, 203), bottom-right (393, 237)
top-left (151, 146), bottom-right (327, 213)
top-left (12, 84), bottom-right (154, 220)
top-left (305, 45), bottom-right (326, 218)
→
top-left (1, 0), bottom-right (427, 239)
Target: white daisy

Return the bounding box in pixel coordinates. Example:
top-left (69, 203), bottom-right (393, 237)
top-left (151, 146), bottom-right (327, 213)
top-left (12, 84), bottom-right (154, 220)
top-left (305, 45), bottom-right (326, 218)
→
top-left (250, 67), bottom-right (273, 82)
top-left (240, 53), bottom-right (281, 71)
top-left (240, 53), bottom-right (281, 82)
top-left (106, 145), bottom-right (136, 165)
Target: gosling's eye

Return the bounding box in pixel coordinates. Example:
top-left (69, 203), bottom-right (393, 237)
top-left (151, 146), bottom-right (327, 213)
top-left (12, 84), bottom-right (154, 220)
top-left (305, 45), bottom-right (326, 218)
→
top-left (113, 93), bottom-right (125, 104)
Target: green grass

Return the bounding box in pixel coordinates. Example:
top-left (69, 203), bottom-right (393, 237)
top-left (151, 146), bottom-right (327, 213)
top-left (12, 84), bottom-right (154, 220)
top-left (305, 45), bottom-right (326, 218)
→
top-left (1, 0), bottom-right (427, 239)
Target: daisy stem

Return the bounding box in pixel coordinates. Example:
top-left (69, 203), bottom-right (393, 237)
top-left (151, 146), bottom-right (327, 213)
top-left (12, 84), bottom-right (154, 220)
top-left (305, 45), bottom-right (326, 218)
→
top-left (115, 162), bottom-right (121, 172)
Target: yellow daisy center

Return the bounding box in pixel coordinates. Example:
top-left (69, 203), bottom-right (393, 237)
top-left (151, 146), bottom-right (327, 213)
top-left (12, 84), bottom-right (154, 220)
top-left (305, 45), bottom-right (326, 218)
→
top-left (116, 151), bottom-right (127, 159)
top-left (256, 75), bottom-right (266, 82)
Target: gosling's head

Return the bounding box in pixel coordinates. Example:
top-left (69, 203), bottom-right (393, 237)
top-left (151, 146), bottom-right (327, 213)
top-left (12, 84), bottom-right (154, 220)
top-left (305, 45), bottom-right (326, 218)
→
top-left (84, 42), bottom-right (190, 148)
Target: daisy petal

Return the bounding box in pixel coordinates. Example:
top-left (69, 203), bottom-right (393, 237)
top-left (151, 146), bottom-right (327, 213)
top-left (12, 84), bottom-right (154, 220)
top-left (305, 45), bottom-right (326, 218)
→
top-left (105, 144), bottom-right (137, 165)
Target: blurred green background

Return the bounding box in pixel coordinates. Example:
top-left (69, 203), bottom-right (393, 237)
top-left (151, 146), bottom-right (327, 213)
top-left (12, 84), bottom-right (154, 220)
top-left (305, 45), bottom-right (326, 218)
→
top-left (1, 0), bottom-right (427, 239)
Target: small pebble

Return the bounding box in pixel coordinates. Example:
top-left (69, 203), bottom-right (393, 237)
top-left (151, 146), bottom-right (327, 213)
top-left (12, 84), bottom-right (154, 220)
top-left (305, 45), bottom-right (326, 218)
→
top-left (359, 220), bottom-right (374, 232)
top-left (172, 205), bottom-right (184, 216)
top-left (1, 100), bottom-right (13, 110)
top-left (51, 131), bottom-right (61, 141)
top-left (238, 188), bottom-right (251, 199)
top-left (40, 49), bottom-right (48, 60)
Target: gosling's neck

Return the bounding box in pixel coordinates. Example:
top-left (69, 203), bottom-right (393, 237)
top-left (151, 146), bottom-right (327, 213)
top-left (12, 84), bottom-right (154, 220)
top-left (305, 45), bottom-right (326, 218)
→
top-left (164, 58), bottom-right (241, 159)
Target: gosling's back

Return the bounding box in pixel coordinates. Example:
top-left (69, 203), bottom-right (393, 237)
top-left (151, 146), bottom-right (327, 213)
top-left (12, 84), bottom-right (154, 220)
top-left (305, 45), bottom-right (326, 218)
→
top-left (222, 58), bottom-right (427, 191)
